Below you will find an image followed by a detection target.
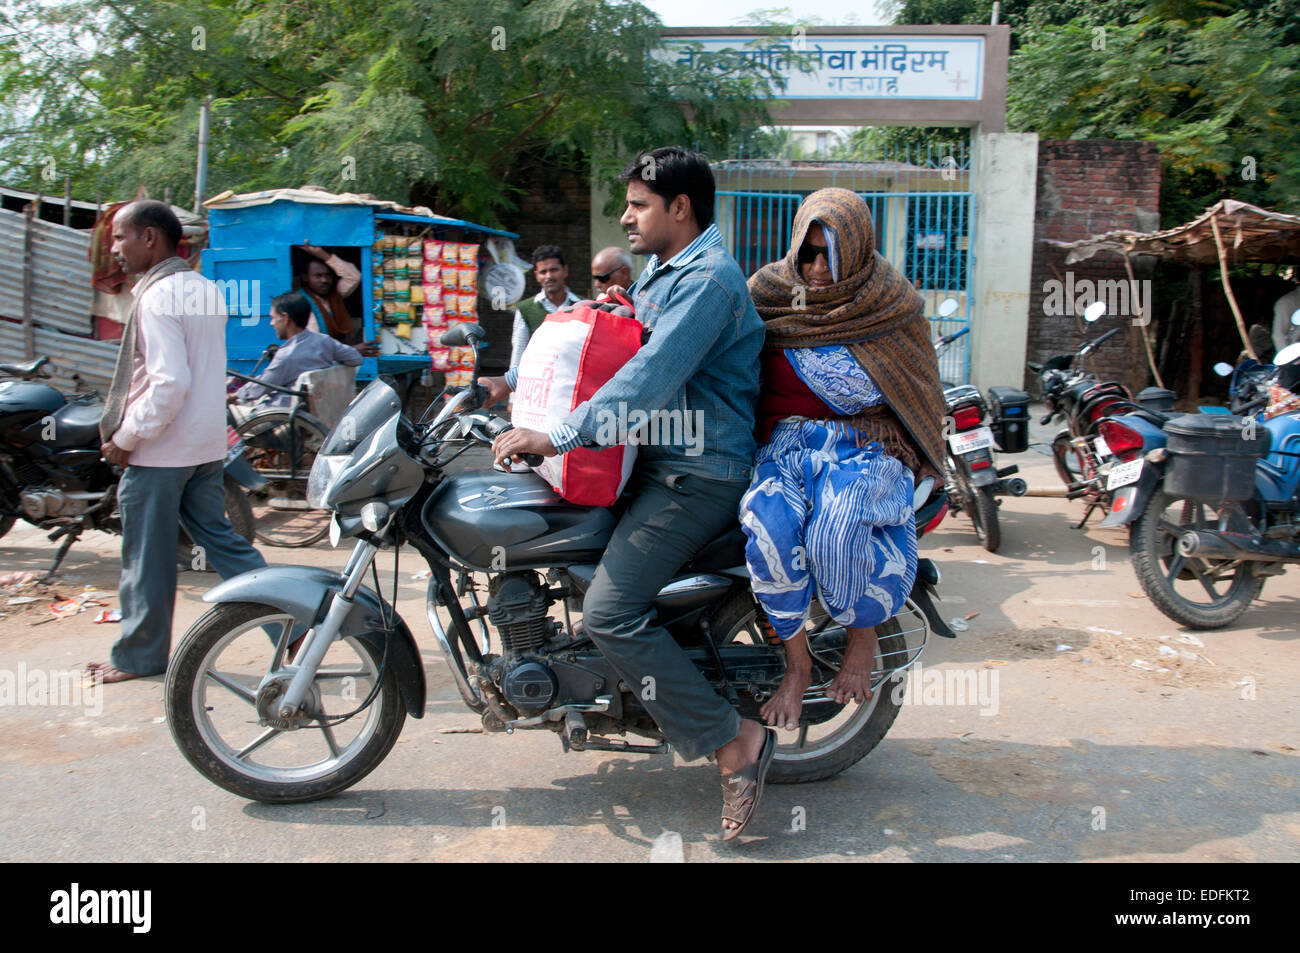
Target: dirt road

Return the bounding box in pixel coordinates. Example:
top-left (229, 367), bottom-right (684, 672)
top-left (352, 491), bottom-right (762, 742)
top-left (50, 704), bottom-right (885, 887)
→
top-left (1, 429), bottom-right (1295, 862)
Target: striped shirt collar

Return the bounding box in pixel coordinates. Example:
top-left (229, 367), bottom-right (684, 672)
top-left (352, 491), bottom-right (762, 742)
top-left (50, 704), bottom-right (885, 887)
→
top-left (643, 223), bottom-right (723, 279)
top-left (534, 287), bottom-right (581, 312)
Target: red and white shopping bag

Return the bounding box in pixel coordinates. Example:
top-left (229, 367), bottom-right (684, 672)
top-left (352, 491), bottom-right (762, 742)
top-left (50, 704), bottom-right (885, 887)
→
top-left (512, 297), bottom-right (642, 505)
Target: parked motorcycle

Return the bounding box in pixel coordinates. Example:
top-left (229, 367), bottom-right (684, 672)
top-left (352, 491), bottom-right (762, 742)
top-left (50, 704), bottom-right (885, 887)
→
top-left (1028, 302), bottom-right (1177, 527)
top-left (0, 355), bottom-right (256, 575)
top-left (165, 322), bottom-right (958, 803)
top-left (934, 301), bottom-right (1030, 552)
top-left (1099, 317), bottom-right (1300, 629)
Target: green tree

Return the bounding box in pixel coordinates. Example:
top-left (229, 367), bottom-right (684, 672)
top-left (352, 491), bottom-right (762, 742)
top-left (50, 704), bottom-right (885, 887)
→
top-left (0, 0), bottom-right (779, 224)
top-left (1008, 12), bottom-right (1300, 221)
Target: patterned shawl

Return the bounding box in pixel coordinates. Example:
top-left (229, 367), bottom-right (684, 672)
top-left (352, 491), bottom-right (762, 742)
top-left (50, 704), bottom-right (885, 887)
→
top-left (747, 188), bottom-right (945, 472)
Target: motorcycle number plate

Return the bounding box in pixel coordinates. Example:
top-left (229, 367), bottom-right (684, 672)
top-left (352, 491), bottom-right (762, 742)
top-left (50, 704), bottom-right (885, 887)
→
top-left (1106, 459), bottom-right (1143, 490)
top-left (948, 427), bottom-right (994, 455)
top-left (1094, 435), bottom-right (1112, 459)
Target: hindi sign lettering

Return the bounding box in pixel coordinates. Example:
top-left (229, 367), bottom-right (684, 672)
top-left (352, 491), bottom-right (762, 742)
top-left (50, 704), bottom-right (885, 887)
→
top-left (660, 35), bottom-right (983, 100)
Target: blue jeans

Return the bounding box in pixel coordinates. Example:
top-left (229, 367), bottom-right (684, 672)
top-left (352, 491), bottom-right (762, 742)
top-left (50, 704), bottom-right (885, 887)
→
top-left (110, 460), bottom-right (267, 676)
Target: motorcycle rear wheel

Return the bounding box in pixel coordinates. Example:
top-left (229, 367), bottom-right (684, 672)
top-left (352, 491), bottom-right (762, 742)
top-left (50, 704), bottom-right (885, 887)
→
top-left (1129, 491), bottom-right (1263, 629)
top-left (235, 410), bottom-right (331, 548)
top-left (710, 592), bottom-right (908, 784)
top-left (166, 601), bottom-right (405, 803)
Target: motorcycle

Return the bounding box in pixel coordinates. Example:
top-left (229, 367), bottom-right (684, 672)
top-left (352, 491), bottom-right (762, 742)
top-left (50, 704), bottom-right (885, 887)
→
top-left (1099, 315), bottom-right (1300, 629)
top-left (1028, 302), bottom-right (1176, 528)
top-left (934, 301), bottom-right (1030, 552)
top-left (164, 321), bottom-right (957, 803)
top-left (0, 355), bottom-right (256, 575)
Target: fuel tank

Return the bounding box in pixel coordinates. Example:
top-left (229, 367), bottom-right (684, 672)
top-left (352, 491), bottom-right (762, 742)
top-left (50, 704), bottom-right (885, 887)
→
top-left (421, 468), bottom-right (615, 570)
top-left (1257, 413), bottom-right (1300, 502)
top-left (0, 380), bottom-right (65, 445)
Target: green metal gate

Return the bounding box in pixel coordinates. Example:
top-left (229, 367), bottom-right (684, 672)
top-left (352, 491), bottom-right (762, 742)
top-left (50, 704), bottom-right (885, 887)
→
top-left (712, 141), bottom-right (975, 384)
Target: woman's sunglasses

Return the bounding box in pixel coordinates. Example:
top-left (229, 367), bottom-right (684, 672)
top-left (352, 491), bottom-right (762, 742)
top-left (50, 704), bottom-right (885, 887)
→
top-left (797, 243), bottom-right (829, 266)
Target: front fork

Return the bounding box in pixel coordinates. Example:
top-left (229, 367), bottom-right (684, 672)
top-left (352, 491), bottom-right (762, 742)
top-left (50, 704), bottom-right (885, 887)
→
top-left (273, 537), bottom-right (380, 719)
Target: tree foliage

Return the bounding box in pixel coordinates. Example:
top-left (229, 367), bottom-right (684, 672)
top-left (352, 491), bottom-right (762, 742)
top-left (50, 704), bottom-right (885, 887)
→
top-left (0, 0), bottom-right (779, 225)
top-left (886, 0), bottom-right (1300, 223)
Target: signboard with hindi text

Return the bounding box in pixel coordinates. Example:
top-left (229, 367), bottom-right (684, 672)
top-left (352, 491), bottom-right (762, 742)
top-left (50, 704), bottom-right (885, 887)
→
top-left (660, 35), bottom-right (983, 101)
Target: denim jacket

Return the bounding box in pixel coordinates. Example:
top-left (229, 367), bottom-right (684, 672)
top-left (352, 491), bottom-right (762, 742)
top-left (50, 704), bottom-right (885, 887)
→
top-left (558, 225), bottom-right (763, 482)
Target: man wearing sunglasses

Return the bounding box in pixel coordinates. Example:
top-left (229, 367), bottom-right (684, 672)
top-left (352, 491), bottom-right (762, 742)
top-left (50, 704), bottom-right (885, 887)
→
top-left (590, 246), bottom-right (634, 298)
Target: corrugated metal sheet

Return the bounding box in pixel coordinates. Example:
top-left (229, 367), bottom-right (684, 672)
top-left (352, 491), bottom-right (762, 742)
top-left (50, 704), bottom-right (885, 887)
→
top-left (0, 208), bottom-right (95, 334)
top-left (0, 321), bottom-right (117, 396)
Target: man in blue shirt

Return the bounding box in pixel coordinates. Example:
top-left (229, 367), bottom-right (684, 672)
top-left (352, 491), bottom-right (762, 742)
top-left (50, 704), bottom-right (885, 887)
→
top-left (234, 292), bottom-right (363, 407)
top-left (483, 147), bottom-right (774, 839)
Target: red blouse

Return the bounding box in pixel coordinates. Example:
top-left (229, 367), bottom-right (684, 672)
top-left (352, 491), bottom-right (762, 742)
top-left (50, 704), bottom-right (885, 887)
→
top-left (755, 348), bottom-right (834, 443)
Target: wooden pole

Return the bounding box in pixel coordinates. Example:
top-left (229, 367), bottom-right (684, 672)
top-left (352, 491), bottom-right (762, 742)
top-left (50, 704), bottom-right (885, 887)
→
top-left (1188, 264), bottom-right (1203, 404)
top-left (63, 176), bottom-right (71, 227)
top-left (1123, 253), bottom-right (1165, 389)
top-left (1209, 212), bottom-right (1255, 361)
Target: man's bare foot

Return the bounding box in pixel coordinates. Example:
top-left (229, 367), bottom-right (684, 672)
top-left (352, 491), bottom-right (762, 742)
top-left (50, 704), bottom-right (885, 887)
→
top-left (84, 661), bottom-right (146, 684)
top-left (825, 625), bottom-right (878, 705)
top-left (715, 719), bottom-right (768, 835)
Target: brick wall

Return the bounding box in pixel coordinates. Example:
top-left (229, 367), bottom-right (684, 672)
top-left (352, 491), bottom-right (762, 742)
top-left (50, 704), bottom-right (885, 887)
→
top-left (477, 166), bottom-right (592, 374)
top-left (1025, 140), bottom-right (1162, 396)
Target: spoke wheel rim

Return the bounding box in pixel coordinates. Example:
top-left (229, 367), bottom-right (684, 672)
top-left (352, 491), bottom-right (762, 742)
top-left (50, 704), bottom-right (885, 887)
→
top-left (190, 613), bottom-right (386, 784)
top-left (1154, 497), bottom-right (1252, 610)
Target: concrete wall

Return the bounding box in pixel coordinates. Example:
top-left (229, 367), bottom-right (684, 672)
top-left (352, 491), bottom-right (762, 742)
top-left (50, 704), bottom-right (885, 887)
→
top-left (969, 131), bottom-right (1038, 392)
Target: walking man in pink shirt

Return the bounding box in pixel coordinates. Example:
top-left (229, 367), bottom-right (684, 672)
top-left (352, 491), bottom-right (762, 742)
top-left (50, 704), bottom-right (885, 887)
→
top-left (87, 201), bottom-right (268, 684)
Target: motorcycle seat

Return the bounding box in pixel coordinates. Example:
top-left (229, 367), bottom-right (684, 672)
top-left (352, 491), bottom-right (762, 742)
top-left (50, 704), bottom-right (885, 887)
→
top-left (48, 398), bottom-right (104, 448)
top-left (681, 526), bottom-right (748, 574)
top-left (0, 356), bottom-right (50, 378)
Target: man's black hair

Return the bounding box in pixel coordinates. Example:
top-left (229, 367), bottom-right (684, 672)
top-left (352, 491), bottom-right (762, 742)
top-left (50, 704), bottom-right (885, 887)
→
top-left (532, 245), bottom-right (565, 267)
top-left (122, 200), bottom-right (183, 248)
top-left (617, 146), bottom-right (715, 231)
top-left (272, 291), bottom-right (313, 329)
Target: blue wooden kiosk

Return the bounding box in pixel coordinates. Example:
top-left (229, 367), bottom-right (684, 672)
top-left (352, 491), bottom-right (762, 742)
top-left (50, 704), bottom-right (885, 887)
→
top-left (201, 187), bottom-right (517, 385)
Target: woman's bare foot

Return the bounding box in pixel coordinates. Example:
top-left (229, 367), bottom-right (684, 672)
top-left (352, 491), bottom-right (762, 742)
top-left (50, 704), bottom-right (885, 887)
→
top-left (761, 629), bottom-right (812, 730)
top-left (825, 625), bottom-right (878, 705)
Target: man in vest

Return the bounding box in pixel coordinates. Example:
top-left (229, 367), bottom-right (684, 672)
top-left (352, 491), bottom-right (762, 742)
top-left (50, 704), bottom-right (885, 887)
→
top-left (508, 245), bottom-right (580, 372)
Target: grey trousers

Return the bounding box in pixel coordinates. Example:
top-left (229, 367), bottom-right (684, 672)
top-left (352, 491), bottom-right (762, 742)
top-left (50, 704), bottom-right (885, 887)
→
top-left (111, 460), bottom-right (267, 676)
top-left (582, 465), bottom-right (746, 762)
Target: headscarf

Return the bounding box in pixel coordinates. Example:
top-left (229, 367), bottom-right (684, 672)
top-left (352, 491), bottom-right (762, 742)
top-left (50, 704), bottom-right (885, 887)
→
top-left (747, 188), bottom-right (945, 472)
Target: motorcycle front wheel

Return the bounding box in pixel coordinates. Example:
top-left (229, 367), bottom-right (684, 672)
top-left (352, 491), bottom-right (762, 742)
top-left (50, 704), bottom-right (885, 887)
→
top-left (710, 592), bottom-right (908, 784)
top-left (166, 601), bottom-right (406, 803)
top-left (1129, 491), bottom-right (1263, 629)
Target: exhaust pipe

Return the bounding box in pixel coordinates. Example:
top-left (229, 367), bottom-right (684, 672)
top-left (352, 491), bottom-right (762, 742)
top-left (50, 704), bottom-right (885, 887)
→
top-left (1177, 530), bottom-right (1300, 563)
top-left (1001, 477), bottom-right (1028, 497)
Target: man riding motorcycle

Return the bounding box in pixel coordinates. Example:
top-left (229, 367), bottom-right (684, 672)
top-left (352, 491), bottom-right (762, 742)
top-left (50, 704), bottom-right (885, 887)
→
top-left (480, 146), bottom-right (774, 839)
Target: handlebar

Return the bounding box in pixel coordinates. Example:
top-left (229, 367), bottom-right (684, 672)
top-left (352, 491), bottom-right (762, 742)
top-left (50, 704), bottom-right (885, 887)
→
top-left (227, 369), bottom-right (309, 400)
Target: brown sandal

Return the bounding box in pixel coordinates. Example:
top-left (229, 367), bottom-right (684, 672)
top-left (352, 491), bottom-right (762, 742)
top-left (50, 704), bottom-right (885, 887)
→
top-left (720, 727), bottom-right (776, 841)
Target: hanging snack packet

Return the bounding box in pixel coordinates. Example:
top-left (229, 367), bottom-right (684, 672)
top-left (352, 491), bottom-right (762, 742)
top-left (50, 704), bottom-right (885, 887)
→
top-left (424, 239), bottom-right (444, 262)
top-left (441, 266), bottom-right (459, 288)
top-left (458, 243), bottom-right (479, 267)
top-left (441, 242), bottom-right (461, 266)
top-left (423, 262), bottom-right (442, 283)
top-left (442, 292), bottom-right (461, 318)
top-left (458, 294), bottom-right (477, 319)
top-left (457, 268), bottom-right (477, 293)
top-left (430, 347), bottom-right (451, 371)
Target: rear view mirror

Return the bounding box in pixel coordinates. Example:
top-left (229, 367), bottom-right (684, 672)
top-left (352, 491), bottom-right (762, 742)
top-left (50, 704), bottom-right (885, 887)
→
top-left (1275, 342), bottom-right (1300, 366)
top-left (1213, 362), bottom-right (1234, 377)
top-left (439, 323), bottom-right (485, 347)
top-left (1290, 308), bottom-right (1300, 327)
top-left (1083, 301), bottom-right (1106, 323)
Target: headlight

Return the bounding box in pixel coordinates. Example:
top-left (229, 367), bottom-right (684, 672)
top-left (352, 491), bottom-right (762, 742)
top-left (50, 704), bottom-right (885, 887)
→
top-left (306, 454), bottom-right (349, 509)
